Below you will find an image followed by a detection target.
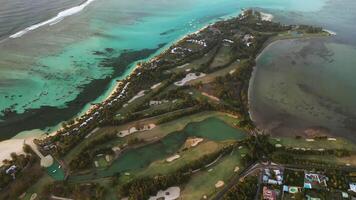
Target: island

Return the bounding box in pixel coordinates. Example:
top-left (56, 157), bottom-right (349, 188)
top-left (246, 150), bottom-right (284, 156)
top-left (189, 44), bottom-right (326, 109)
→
top-left (2, 10), bottom-right (350, 200)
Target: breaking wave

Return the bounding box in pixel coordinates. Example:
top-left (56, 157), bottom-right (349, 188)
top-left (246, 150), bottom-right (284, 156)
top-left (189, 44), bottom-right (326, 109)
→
top-left (9, 0), bottom-right (95, 38)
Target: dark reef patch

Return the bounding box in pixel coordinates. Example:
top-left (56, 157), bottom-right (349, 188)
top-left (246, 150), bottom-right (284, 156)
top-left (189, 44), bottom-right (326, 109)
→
top-left (0, 44), bottom-right (165, 140)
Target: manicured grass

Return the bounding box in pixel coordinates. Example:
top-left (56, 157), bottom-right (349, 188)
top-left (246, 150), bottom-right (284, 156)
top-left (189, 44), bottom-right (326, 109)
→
top-left (209, 45), bottom-right (234, 69)
top-left (180, 147), bottom-right (247, 200)
top-left (270, 137), bottom-right (356, 151)
top-left (21, 174), bottom-right (53, 200)
top-left (166, 46), bottom-right (219, 74)
top-left (133, 140), bottom-right (227, 177)
top-left (96, 156), bottom-right (110, 168)
top-left (188, 60), bottom-right (245, 85)
top-left (133, 111), bottom-right (246, 141)
top-left (286, 154), bottom-right (356, 167)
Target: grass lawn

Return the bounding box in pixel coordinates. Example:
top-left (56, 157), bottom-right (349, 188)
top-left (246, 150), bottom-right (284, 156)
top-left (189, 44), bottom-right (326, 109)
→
top-left (188, 60), bottom-right (245, 85)
top-left (21, 174), bottom-right (53, 200)
top-left (209, 45), bottom-right (235, 69)
top-left (165, 46), bottom-right (219, 74)
top-left (95, 156), bottom-right (110, 168)
top-left (131, 111), bottom-right (245, 142)
top-left (270, 137), bottom-right (356, 151)
top-left (287, 154), bottom-right (356, 167)
top-left (132, 99), bottom-right (185, 117)
top-left (63, 126), bottom-right (120, 162)
top-left (179, 147), bottom-right (248, 200)
top-left (133, 140), bottom-right (228, 177)
top-left (114, 82), bottom-right (166, 120)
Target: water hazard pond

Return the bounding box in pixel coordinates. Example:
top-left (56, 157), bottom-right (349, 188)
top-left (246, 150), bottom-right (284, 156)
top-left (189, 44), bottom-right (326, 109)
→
top-left (69, 117), bottom-right (246, 181)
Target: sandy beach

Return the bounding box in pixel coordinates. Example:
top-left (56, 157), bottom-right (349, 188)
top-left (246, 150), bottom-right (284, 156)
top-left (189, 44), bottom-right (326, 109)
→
top-left (0, 139), bottom-right (25, 163)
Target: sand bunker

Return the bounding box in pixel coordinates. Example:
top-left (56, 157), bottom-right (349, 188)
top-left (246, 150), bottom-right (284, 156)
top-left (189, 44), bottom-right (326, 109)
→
top-left (166, 154), bottom-right (180, 162)
top-left (151, 82), bottom-right (162, 89)
top-left (117, 124), bottom-right (156, 137)
top-left (149, 187), bottom-right (180, 200)
top-left (174, 73), bottom-right (206, 86)
top-left (183, 137), bottom-right (204, 149)
top-left (215, 180), bottom-right (225, 188)
top-left (128, 90), bottom-right (146, 103)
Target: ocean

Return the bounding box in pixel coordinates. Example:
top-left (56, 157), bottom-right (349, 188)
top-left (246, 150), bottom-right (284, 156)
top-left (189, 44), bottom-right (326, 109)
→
top-left (0, 0), bottom-right (85, 40)
top-left (0, 0), bottom-right (350, 141)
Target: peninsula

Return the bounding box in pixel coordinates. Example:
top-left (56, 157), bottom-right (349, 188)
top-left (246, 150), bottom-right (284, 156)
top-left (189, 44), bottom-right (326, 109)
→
top-left (2, 10), bottom-right (349, 200)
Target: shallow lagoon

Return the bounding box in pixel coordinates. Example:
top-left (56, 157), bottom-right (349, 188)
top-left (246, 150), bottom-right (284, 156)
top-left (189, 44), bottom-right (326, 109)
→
top-left (250, 0), bottom-right (356, 142)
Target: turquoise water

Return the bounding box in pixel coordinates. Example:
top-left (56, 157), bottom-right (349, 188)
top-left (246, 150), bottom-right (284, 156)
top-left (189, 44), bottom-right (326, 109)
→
top-left (46, 160), bottom-right (65, 180)
top-left (70, 117), bottom-right (245, 181)
top-left (0, 0), bottom-right (326, 138)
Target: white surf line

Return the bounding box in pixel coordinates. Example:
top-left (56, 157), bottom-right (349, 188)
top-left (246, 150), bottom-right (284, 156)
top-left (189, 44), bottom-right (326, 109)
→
top-left (9, 0), bottom-right (96, 39)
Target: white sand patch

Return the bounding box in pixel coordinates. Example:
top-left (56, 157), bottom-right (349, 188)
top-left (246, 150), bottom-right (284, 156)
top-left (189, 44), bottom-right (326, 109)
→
top-left (191, 138), bottom-right (204, 147)
top-left (234, 166), bottom-right (240, 172)
top-left (112, 146), bottom-right (121, 152)
top-left (275, 144), bottom-right (282, 148)
top-left (149, 187), bottom-right (180, 200)
top-left (327, 138), bottom-right (337, 141)
top-left (260, 12), bottom-right (274, 21)
top-left (174, 73), bottom-right (206, 86)
top-left (185, 68), bottom-right (191, 72)
top-left (166, 154), bottom-right (180, 162)
top-left (151, 82), bottom-right (162, 90)
top-left (177, 63), bottom-right (190, 69)
top-left (202, 92), bottom-right (220, 101)
top-left (215, 180), bottom-right (225, 188)
top-left (0, 139), bottom-right (25, 164)
top-left (229, 69), bottom-right (236, 74)
top-left (85, 127), bottom-right (99, 139)
top-left (117, 124), bottom-right (156, 138)
top-left (128, 90), bottom-right (146, 103)
top-left (306, 139), bottom-right (315, 142)
top-left (323, 29), bottom-right (337, 36)
top-left (94, 161), bottom-right (99, 167)
top-left (105, 155), bottom-right (111, 162)
top-left (30, 193), bottom-right (37, 200)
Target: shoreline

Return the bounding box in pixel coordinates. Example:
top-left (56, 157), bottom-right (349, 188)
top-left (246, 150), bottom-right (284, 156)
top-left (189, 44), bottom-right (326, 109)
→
top-left (0, 9), bottom-right (329, 165)
top-left (248, 33), bottom-right (334, 131)
top-left (0, 6), bottom-right (244, 142)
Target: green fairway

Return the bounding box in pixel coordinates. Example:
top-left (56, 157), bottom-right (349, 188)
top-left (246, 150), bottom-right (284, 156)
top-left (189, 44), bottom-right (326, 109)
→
top-left (180, 147), bottom-right (247, 199)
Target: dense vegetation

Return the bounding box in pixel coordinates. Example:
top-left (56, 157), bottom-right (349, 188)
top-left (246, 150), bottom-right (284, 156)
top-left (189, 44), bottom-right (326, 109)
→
top-left (68, 133), bottom-right (117, 171)
top-left (222, 176), bottom-right (258, 200)
top-left (0, 145), bottom-right (44, 200)
top-left (41, 182), bottom-right (106, 200)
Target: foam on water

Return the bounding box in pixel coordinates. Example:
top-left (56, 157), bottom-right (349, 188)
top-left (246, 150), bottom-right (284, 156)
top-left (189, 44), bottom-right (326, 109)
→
top-left (9, 0), bottom-right (95, 38)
